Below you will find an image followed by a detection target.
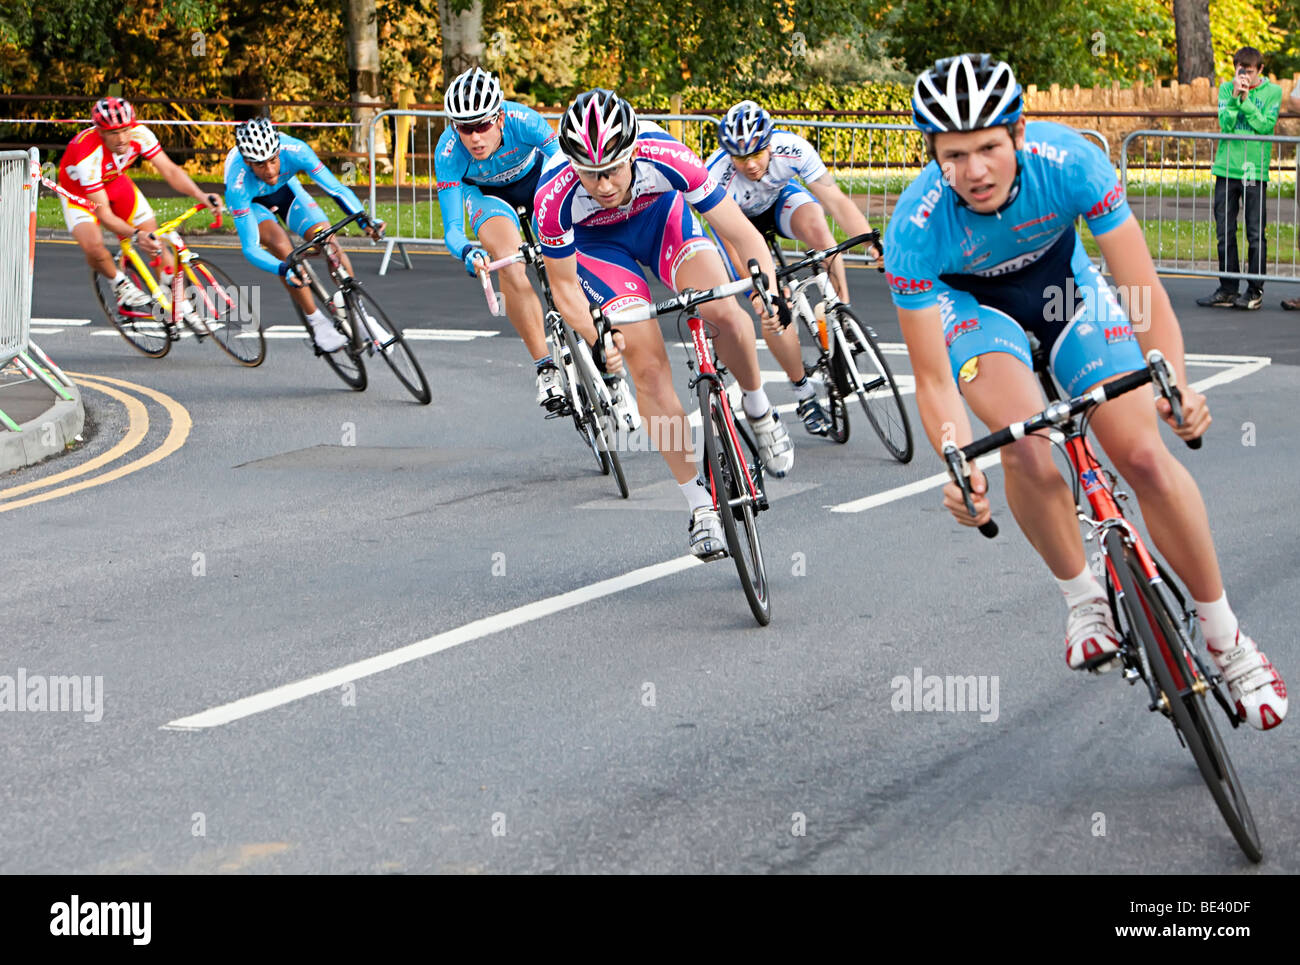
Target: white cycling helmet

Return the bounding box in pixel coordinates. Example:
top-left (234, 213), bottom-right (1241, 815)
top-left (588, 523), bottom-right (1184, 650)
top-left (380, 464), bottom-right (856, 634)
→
top-left (235, 117), bottom-right (280, 163)
top-left (912, 53), bottom-right (1023, 134)
top-left (445, 67), bottom-right (503, 123)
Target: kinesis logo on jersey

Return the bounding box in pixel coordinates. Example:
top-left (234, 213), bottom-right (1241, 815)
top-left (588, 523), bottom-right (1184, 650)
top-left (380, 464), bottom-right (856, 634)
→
top-left (1087, 182), bottom-right (1125, 219)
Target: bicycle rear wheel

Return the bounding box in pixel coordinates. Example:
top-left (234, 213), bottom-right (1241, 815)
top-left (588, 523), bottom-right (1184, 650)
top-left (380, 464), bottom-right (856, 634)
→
top-left (822, 357), bottom-right (850, 444)
top-left (834, 307), bottom-right (913, 462)
top-left (92, 267), bottom-right (171, 358)
top-left (347, 286), bottom-right (430, 404)
top-left (1106, 529), bottom-right (1262, 862)
top-left (188, 260), bottom-right (266, 367)
top-left (302, 281), bottom-right (365, 391)
top-left (698, 379), bottom-right (770, 626)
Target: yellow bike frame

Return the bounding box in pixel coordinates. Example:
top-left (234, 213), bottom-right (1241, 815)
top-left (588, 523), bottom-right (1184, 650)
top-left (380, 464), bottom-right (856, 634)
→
top-left (118, 203), bottom-right (220, 324)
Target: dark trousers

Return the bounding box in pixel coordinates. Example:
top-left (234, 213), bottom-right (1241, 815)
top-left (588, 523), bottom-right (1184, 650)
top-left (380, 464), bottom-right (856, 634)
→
top-left (1213, 176), bottom-right (1267, 292)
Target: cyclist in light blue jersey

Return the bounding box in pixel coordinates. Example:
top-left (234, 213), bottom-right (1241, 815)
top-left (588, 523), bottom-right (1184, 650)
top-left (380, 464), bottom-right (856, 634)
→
top-left (886, 54), bottom-right (1285, 730)
top-left (434, 68), bottom-right (564, 410)
top-left (224, 117), bottom-right (384, 353)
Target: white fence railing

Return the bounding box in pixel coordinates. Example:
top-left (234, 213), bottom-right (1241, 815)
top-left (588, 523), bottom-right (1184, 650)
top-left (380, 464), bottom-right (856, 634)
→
top-left (1120, 129), bottom-right (1299, 285)
top-left (0, 148), bottom-right (38, 367)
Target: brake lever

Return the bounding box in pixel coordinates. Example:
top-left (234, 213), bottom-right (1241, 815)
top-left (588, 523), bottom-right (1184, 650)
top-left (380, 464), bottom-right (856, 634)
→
top-left (943, 442), bottom-right (998, 538)
top-left (1149, 352), bottom-right (1202, 451)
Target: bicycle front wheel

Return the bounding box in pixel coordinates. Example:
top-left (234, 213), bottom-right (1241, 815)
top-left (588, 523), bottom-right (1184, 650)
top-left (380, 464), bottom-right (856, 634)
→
top-left (92, 267), bottom-right (171, 358)
top-left (698, 379), bottom-right (770, 626)
top-left (188, 260), bottom-right (266, 367)
top-left (1106, 529), bottom-right (1263, 862)
top-left (834, 306), bottom-right (913, 463)
top-left (570, 329), bottom-right (628, 497)
top-left (347, 286), bottom-right (430, 404)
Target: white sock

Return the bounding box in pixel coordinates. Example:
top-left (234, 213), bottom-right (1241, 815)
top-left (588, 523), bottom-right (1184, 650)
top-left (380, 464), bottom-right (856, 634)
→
top-left (741, 387), bottom-right (772, 420)
top-left (792, 376), bottom-right (815, 402)
top-left (1057, 565), bottom-right (1105, 609)
top-left (306, 308), bottom-right (329, 326)
top-left (679, 476), bottom-right (712, 513)
top-left (1194, 592), bottom-right (1239, 650)
top-left (112, 271), bottom-right (127, 285)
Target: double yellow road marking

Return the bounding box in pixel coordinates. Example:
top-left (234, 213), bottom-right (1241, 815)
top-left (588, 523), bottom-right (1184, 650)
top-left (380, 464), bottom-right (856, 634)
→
top-left (0, 373), bottom-right (191, 513)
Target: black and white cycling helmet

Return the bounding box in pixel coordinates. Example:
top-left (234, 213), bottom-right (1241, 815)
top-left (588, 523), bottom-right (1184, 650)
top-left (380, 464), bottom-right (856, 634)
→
top-left (558, 89), bottom-right (638, 169)
top-left (235, 117), bottom-right (280, 163)
top-left (445, 67), bottom-right (503, 122)
top-left (718, 100), bottom-right (775, 156)
top-left (912, 53), bottom-right (1023, 133)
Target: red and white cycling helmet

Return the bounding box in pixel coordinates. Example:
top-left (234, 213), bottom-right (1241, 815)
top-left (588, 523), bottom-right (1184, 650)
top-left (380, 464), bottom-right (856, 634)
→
top-left (92, 96), bottom-right (136, 131)
top-left (558, 89), bottom-right (638, 170)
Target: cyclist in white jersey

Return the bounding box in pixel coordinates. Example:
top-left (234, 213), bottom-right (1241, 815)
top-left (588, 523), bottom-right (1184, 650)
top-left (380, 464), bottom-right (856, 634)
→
top-left (706, 100), bottom-right (879, 435)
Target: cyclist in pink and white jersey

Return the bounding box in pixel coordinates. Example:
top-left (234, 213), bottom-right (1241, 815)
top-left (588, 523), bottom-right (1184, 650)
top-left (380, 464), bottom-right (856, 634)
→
top-left (534, 89), bottom-right (792, 560)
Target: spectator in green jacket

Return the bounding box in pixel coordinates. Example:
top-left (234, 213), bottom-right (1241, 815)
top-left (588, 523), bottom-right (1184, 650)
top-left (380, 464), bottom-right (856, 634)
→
top-left (1196, 47), bottom-right (1281, 311)
top-left (1285, 82), bottom-right (1300, 311)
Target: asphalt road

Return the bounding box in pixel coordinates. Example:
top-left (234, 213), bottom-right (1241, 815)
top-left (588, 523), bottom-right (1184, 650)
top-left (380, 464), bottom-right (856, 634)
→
top-left (2, 238), bottom-right (1297, 874)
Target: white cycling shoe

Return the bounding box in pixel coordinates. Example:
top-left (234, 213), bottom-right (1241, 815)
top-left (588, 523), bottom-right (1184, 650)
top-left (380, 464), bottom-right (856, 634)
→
top-left (747, 408), bottom-right (794, 478)
top-left (1065, 597), bottom-right (1122, 672)
top-left (310, 319), bottom-right (348, 353)
top-left (689, 507), bottom-right (727, 561)
top-left (1208, 631), bottom-right (1288, 730)
top-left (536, 364), bottom-right (564, 409)
top-left (113, 276), bottom-right (153, 311)
top-left (606, 375), bottom-right (641, 431)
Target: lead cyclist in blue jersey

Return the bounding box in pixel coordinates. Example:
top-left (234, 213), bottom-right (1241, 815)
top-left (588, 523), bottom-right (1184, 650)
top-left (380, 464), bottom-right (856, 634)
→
top-left (434, 68), bottom-right (567, 411)
top-left (225, 117), bottom-right (384, 353)
top-left (886, 54), bottom-right (1285, 730)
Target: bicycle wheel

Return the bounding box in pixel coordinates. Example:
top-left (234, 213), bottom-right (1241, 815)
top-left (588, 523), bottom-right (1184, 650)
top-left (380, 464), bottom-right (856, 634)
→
top-left (552, 331), bottom-right (605, 473)
top-left (308, 287), bottom-right (366, 391)
top-left (822, 357), bottom-right (850, 445)
top-left (834, 306), bottom-right (913, 463)
top-left (698, 379), bottom-right (771, 626)
top-left (1105, 529), bottom-right (1263, 862)
top-left (347, 286), bottom-right (430, 404)
top-left (92, 267), bottom-right (171, 358)
top-left (570, 330), bottom-right (628, 497)
top-left (188, 260), bottom-right (266, 367)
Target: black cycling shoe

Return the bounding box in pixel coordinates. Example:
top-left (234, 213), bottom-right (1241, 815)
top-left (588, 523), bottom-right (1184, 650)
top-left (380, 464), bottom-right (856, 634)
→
top-left (795, 396), bottom-right (831, 436)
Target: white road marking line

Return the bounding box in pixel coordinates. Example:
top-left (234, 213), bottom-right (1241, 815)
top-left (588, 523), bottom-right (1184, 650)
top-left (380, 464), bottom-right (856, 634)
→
top-left (249, 325), bottom-right (497, 341)
top-left (31, 317), bottom-right (92, 326)
top-left (162, 555), bottom-right (702, 730)
top-left (827, 355), bottom-right (1270, 514)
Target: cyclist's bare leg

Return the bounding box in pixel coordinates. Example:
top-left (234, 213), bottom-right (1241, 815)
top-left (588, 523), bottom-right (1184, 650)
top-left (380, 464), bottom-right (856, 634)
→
top-left (790, 202), bottom-right (849, 306)
top-left (960, 351), bottom-right (1087, 579)
top-left (718, 231), bottom-right (802, 383)
top-left (674, 248), bottom-right (761, 391)
top-left (617, 315), bottom-right (695, 483)
top-left (476, 215), bottom-right (548, 359)
top-left (1086, 378), bottom-right (1224, 602)
top-left (73, 222), bottom-right (120, 279)
top-left (261, 219), bottom-right (318, 314)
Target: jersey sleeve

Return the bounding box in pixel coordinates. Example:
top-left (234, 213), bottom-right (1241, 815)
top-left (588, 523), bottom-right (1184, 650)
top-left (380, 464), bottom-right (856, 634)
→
top-left (1063, 130), bottom-right (1130, 237)
top-left (433, 131), bottom-right (473, 258)
top-left (280, 135), bottom-right (365, 219)
top-left (224, 161), bottom-right (282, 275)
top-left (518, 105), bottom-right (560, 159)
top-left (132, 125), bottom-right (162, 162)
top-left (883, 176), bottom-right (946, 311)
top-left (635, 129), bottom-right (725, 212)
top-left (704, 148), bottom-right (736, 194)
top-left (786, 134), bottom-right (828, 184)
top-left (534, 158), bottom-right (576, 259)
top-left (60, 138), bottom-right (106, 194)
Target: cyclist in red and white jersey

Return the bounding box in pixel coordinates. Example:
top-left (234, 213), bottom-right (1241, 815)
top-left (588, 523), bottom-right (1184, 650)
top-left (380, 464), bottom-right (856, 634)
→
top-left (707, 100), bottom-right (880, 436)
top-left (534, 89), bottom-right (792, 559)
top-left (58, 96), bottom-right (222, 316)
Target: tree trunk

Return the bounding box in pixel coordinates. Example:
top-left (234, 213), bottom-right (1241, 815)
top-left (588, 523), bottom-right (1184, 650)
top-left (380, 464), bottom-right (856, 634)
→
top-left (347, 0), bottom-right (390, 173)
top-left (1173, 0), bottom-right (1214, 83)
top-left (437, 0), bottom-right (485, 94)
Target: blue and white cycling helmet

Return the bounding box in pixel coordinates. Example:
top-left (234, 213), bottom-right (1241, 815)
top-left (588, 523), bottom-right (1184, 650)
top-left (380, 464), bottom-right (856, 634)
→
top-left (235, 116), bottom-right (280, 163)
top-left (912, 54), bottom-right (1022, 133)
top-left (718, 100), bottom-right (774, 156)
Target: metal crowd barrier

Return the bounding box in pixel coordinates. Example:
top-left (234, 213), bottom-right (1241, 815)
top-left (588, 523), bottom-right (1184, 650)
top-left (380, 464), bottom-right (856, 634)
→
top-left (1119, 129), bottom-right (1300, 286)
top-left (366, 110), bottom-right (1113, 275)
top-left (0, 148), bottom-right (37, 367)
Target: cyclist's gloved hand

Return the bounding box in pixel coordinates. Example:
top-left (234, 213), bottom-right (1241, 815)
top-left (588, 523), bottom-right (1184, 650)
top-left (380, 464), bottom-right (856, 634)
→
top-left (278, 259), bottom-right (304, 289)
top-left (462, 246), bottom-right (488, 277)
top-left (942, 464), bottom-right (990, 528)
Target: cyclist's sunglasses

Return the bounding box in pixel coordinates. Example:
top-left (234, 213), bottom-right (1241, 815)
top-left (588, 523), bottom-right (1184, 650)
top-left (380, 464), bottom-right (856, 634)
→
top-left (728, 149), bottom-right (766, 163)
top-left (572, 159), bottom-right (628, 181)
top-left (454, 114), bottom-right (500, 135)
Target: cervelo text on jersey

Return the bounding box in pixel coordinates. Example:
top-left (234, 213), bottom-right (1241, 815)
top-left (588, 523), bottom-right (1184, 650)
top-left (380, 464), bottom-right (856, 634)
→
top-left (434, 101), bottom-right (560, 256)
top-left (533, 122), bottom-right (723, 258)
top-left (704, 131), bottom-right (827, 216)
top-left (59, 125), bottom-right (162, 197)
top-left (224, 133), bottom-right (366, 274)
top-left (883, 121), bottom-right (1131, 311)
